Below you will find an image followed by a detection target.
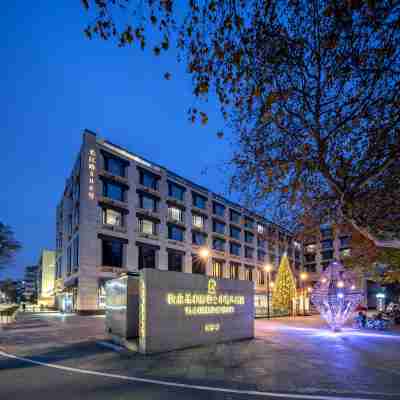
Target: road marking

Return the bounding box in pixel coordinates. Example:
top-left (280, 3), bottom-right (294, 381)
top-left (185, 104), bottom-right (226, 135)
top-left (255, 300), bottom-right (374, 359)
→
top-left (0, 350), bottom-right (382, 400)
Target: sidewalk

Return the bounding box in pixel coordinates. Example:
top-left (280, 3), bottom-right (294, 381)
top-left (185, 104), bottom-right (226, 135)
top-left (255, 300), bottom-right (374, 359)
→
top-left (1, 313), bottom-right (400, 398)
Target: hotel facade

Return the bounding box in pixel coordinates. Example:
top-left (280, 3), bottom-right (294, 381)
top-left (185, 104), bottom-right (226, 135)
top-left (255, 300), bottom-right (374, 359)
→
top-left (55, 130), bottom-right (303, 313)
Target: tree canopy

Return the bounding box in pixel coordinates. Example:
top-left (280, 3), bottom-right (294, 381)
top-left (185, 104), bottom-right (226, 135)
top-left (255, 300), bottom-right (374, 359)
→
top-left (82, 0), bottom-right (400, 249)
top-left (0, 222), bottom-right (21, 270)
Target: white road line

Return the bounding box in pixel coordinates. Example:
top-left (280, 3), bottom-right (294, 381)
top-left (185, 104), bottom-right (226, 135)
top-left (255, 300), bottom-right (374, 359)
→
top-left (0, 350), bottom-right (381, 400)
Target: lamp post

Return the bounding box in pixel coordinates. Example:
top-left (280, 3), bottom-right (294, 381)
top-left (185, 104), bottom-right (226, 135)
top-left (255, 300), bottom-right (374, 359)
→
top-left (300, 272), bottom-right (308, 316)
top-left (265, 263), bottom-right (272, 319)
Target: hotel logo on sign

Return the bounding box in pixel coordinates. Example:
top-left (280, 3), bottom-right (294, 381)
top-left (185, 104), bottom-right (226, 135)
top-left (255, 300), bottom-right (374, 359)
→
top-left (166, 279), bottom-right (245, 316)
top-left (88, 149), bottom-right (96, 200)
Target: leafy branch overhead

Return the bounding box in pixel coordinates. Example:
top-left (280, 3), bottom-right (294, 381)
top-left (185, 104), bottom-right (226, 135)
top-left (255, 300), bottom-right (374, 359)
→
top-left (82, 1), bottom-right (400, 251)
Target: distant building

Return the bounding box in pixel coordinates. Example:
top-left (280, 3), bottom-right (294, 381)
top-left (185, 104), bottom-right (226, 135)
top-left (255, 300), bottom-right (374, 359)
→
top-left (23, 265), bottom-right (39, 302)
top-left (37, 249), bottom-right (56, 307)
top-left (302, 224), bottom-right (368, 304)
top-left (55, 130), bottom-right (303, 314)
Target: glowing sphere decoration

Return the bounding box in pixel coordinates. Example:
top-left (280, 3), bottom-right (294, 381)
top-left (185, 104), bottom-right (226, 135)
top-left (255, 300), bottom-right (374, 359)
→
top-left (310, 261), bottom-right (364, 331)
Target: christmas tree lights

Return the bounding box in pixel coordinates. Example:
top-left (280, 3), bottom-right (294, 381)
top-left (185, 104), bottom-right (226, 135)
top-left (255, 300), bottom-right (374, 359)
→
top-left (271, 254), bottom-right (297, 316)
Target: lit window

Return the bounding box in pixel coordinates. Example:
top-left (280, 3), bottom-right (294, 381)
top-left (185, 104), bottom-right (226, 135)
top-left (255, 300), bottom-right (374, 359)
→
top-left (138, 218), bottom-right (156, 235)
top-left (257, 224), bottom-right (265, 234)
top-left (305, 244), bottom-right (316, 253)
top-left (212, 260), bottom-right (223, 278)
top-left (102, 208), bottom-right (122, 226)
top-left (229, 262), bottom-right (240, 280)
top-left (245, 266), bottom-right (253, 281)
top-left (257, 269), bottom-right (265, 285)
top-left (169, 206), bottom-right (184, 223)
top-left (192, 214), bottom-right (205, 229)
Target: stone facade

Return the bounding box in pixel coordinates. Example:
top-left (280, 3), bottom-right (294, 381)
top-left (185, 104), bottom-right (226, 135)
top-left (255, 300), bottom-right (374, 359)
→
top-left (55, 130), bottom-right (303, 313)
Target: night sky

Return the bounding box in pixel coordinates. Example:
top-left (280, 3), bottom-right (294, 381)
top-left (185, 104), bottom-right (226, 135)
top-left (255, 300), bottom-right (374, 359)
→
top-left (0, 1), bottom-right (233, 279)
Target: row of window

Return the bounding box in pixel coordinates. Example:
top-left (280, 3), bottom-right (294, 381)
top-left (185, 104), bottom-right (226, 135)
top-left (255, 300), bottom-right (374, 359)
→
top-left (101, 163), bottom-right (269, 232)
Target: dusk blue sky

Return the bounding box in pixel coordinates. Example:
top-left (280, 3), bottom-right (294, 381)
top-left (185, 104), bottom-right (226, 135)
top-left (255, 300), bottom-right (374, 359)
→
top-left (1, 1), bottom-right (235, 280)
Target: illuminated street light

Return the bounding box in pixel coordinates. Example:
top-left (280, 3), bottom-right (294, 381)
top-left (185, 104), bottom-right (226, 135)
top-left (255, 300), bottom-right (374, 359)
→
top-left (300, 272), bottom-right (308, 316)
top-left (199, 248), bottom-right (210, 259)
top-left (337, 280), bottom-right (344, 288)
top-left (264, 263), bottom-right (273, 319)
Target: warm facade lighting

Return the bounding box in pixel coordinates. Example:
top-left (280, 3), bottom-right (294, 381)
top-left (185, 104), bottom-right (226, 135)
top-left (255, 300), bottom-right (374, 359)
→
top-left (264, 263), bottom-right (272, 273)
top-left (199, 248), bottom-right (210, 259)
top-left (300, 272), bottom-right (308, 281)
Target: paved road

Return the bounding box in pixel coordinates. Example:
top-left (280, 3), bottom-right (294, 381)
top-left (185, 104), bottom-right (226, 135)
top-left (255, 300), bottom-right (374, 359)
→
top-left (1, 313), bottom-right (400, 400)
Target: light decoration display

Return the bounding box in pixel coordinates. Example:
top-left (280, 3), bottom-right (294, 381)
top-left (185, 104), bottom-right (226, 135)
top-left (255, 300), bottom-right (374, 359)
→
top-left (271, 254), bottom-right (297, 316)
top-left (311, 261), bottom-right (363, 331)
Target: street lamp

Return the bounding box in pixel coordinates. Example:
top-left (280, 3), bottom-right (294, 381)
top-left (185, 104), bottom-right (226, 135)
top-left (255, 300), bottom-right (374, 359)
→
top-left (199, 247), bottom-right (210, 259)
top-left (265, 263), bottom-right (272, 319)
top-left (300, 272), bottom-right (308, 316)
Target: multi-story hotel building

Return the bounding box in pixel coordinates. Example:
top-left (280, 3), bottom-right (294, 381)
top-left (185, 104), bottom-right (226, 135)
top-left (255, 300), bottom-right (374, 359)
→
top-left (55, 130), bottom-right (303, 313)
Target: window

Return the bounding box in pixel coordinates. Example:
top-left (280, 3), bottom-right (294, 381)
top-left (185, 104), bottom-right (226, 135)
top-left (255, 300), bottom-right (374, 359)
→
top-left (139, 193), bottom-right (157, 212)
top-left (192, 213), bottom-right (205, 229)
top-left (138, 244), bottom-right (156, 269)
top-left (102, 239), bottom-right (123, 268)
top-left (73, 206), bottom-right (80, 226)
top-left (139, 169), bottom-right (158, 190)
top-left (245, 246), bottom-right (253, 259)
top-left (73, 236), bottom-right (79, 270)
top-left (105, 156), bottom-right (125, 177)
top-left (321, 239), bottom-right (333, 249)
top-left (67, 246), bottom-right (72, 275)
top-left (244, 217), bottom-right (254, 229)
top-left (245, 266), bottom-right (253, 281)
top-left (257, 249), bottom-right (266, 262)
top-left (169, 206), bottom-right (184, 223)
top-left (168, 225), bottom-right (185, 241)
top-left (213, 202), bottom-right (225, 217)
top-left (321, 227), bottom-right (333, 238)
top-left (138, 218), bottom-right (156, 235)
top-left (257, 269), bottom-right (265, 285)
top-left (213, 238), bottom-right (225, 252)
top-left (102, 208), bottom-right (122, 226)
top-left (244, 231), bottom-right (254, 244)
top-left (192, 256), bottom-right (206, 274)
top-left (168, 250), bottom-right (183, 272)
top-left (305, 254), bottom-right (316, 263)
top-left (230, 209), bottom-right (241, 224)
top-left (230, 226), bottom-right (241, 240)
top-left (192, 231), bottom-right (207, 246)
top-left (230, 242), bottom-right (241, 256)
top-left (193, 192), bottom-right (207, 209)
top-left (213, 220), bottom-right (225, 235)
top-left (305, 264), bottom-right (317, 273)
top-left (257, 237), bottom-right (266, 248)
top-left (340, 236), bottom-right (350, 248)
top-left (168, 181), bottom-right (185, 201)
top-left (212, 260), bottom-right (223, 278)
top-left (322, 250), bottom-right (334, 260)
top-left (103, 181), bottom-right (124, 202)
top-left (257, 224), bottom-right (265, 234)
top-left (229, 262), bottom-right (240, 280)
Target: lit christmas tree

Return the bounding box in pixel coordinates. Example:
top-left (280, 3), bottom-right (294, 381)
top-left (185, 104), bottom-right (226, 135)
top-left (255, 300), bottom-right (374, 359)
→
top-left (271, 254), bottom-right (297, 316)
